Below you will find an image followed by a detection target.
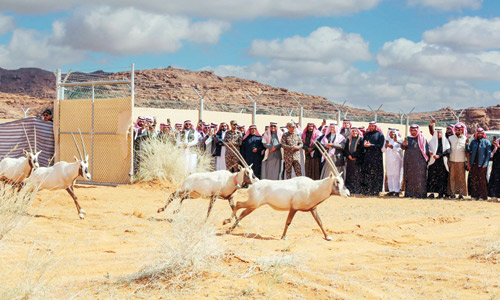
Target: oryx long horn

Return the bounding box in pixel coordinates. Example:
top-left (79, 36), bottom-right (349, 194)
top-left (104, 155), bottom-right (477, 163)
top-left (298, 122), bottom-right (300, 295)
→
top-left (223, 142), bottom-right (249, 168)
top-left (22, 123), bottom-right (33, 153)
top-left (230, 143), bottom-right (249, 168)
top-left (315, 141), bottom-right (339, 176)
top-left (34, 126), bottom-right (37, 153)
top-left (71, 132), bottom-right (83, 161)
top-left (78, 128), bottom-right (88, 159)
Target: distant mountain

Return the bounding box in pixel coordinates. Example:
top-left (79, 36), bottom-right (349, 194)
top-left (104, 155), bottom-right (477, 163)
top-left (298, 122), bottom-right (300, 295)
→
top-left (0, 66), bottom-right (498, 130)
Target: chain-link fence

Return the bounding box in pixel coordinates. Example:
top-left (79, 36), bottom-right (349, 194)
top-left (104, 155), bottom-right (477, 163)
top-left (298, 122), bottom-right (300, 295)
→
top-left (56, 67), bottom-right (133, 185)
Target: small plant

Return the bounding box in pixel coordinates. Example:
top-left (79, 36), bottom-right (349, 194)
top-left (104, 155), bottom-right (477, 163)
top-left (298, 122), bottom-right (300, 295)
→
top-left (121, 207), bottom-right (225, 292)
top-left (135, 137), bottom-right (212, 185)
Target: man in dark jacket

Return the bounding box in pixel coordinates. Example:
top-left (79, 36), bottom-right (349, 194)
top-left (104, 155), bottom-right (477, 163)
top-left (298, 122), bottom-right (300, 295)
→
top-left (467, 128), bottom-right (492, 200)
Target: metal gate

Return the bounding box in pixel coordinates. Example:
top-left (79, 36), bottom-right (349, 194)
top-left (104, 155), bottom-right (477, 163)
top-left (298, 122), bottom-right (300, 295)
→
top-left (55, 65), bottom-right (135, 185)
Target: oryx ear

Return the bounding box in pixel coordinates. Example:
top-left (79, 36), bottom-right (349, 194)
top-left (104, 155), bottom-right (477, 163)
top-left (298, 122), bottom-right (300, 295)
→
top-left (85, 154), bottom-right (89, 162)
top-left (238, 165), bottom-right (243, 170)
top-left (74, 156), bottom-right (79, 162)
top-left (329, 171), bottom-right (333, 178)
top-left (339, 172), bottom-right (343, 177)
top-left (249, 163), bottom-right (253, 168)
top-left (23, 149), bottom-right (28, 155)
top-left (36, 150), bottom-right (42, 156)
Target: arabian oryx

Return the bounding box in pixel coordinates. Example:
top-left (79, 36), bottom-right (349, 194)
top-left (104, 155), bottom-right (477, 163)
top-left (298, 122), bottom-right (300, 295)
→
top-left (28, 130), bottom-right (91, 219)
top-left (0, 124), bottom-right (41, 188)
top-left (226, 142), bottom-right (350, 240)
top-left (157, 142), bottom-right (259, 221)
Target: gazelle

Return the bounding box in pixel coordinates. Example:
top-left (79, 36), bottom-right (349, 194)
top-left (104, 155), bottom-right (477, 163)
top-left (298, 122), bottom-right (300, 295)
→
top-left (226, 142), bottom-right (349, 240)
top-left (157, 142), bottom-right (258, 221)
top-left (28, 130), bottom-right (91, 219)
top-left (0, 124), bottom-right (41, 187)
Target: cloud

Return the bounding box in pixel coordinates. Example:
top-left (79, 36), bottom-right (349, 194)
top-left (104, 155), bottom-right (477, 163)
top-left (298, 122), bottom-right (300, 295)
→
top-left (377, 38), bottom-right (500, 81)
top-left (1, 0), bottom-right (382, 19)
top-left (53, 6), bottom-right (230, 55)
top-left (423, 17), bottom-right (500, 51)
top-left (0, 28), bottom-right (86, 69)
top-left (407, 0), bottom-right (482, 11)
top-left (249, 27), bottom-right (372, 63)
top-left (0, 14), bottom-right (15, 34)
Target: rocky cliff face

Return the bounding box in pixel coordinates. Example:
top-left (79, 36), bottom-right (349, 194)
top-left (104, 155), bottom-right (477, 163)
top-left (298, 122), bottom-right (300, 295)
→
top-left (0, 66), bottom-right (498, 129)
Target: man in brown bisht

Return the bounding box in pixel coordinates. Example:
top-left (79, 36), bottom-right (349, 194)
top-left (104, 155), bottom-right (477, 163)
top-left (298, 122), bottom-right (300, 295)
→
top-left (402, 124), bottom-right (429, 198)
top-left (467, 128), bottom-right (492, 200)
top-left (448, 123), bottom-right (468, 200)
top-left (224, 120), bottom-right (242, 173)
top-left (302, 122), bottom-right (322, 180)
top-left (281, 122), bottom-right (303, 179)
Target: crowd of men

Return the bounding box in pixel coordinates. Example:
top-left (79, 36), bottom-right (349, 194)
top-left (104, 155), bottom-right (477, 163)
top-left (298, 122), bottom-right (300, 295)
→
top-left (133, 116), bottom-right (500, 202)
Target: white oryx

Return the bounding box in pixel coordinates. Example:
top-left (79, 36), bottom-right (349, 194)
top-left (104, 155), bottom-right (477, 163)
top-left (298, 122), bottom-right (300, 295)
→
top-left (0, 125), bottom-right (41, 187)
top-left (226, 142), bottom-right (350, 240)
top-left (157, 142), bottom-right (259, 221)
top-left (28, 130), bottom-right (91, 219)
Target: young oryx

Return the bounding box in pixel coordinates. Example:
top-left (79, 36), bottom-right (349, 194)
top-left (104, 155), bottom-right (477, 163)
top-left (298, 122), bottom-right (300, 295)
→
top-left (157, 142), bottom-right (259, 221)
top-left (29, 130), bottom-right (91, 219)
top-left (226, 142), bottom-right (350, 241)
top-left (0, 125), bottom-right (41, 187)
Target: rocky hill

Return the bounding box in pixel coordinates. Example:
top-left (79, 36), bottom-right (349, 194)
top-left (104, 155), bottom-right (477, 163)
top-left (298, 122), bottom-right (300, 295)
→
top-left (0, 66), bottom-right (498, 130)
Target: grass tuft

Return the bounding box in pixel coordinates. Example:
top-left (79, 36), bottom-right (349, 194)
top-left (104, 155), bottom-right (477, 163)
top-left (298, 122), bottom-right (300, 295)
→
top-left (135, 137), bottom-right (212, 185)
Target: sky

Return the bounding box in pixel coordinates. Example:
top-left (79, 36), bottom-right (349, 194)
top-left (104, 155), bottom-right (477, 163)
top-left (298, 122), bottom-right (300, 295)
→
top-left (0, 0), bottom-right (499, 112)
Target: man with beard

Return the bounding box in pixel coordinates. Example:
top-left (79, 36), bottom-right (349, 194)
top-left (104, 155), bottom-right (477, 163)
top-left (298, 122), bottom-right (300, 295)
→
top-left (361, 121), bottom-right (385, 196)
top-left (281, 122), bottom-right (303, 179)
top-left (467, 128), bottom-right (492, 200)
top-left (402, 125), bottom-right (430, 198)
top-left (241, 125), bottom-right (264, 179)
top-left (224, 120), bottom-right (243, 173)
top-left (383, 128), bottom-right (403, 197)
top-left (320, 123), bottom-right (346, 179)
top-left (340, 119), bottom-right (352, 139)
top-left (427, 128), bottom-right (451, 199)
top-left (177, 120), bottom-right (201, 173)
top-left (262, 122), bottom-right (283, 180)
top-left (429, 119), bottom-right (455, 139)
top-left (345, 127), bottom-right (364, 195)
top-left (214, 122), bottom-right (228, 171)
top-left (448, 123), bottom-right (468, 199)
top-left (302, 122), bottom-right (322, 180)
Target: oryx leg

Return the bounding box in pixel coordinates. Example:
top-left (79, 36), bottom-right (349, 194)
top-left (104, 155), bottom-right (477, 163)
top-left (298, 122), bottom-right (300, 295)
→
top-left (281, 209), bottom-right (297, 240)
top-left (66, 186), bottom-right (86, 219)
top-left (226, 207), bottom-right (256, 234)
top-left (172, 191), bottom-right (192, 214)
top-left (157, 189), bottom-right (182, 213)
top-left (206, 195), bottom-right (217, 219)
top-left (310, 208), bottom-right (332, 241)
top-left (222, 196), bottom-right (236, 225)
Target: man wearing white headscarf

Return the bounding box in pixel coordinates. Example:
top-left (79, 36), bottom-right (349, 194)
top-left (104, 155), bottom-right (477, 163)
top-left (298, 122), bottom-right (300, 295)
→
top-left (448, 123), bottom-right (468, 199)
top-left (382, 128), bottom-right (403, 196)
top-left (281, 122), bottom-right (303, 179)
top-left (467, 128), bottom-right (491, 200)
top-left (177, 120), bottom-right (201, 173)
top-left (262, 122), bottom-right (283, 180)
top-left (214, 122), bottom-right (228, 171)
top-left (361, 121), bottom-right (385, 196)
top-left (427, 128), bottom-right (451, 198)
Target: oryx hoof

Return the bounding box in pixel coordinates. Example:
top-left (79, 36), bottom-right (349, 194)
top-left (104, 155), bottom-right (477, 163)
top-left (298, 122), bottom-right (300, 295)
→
top-left (222, 218), bottom-right (231, 225)
top-left (325, 235), bottom-right (333, 241)
top-left (157, 208), bottom-right (164, 213)
top-left (78, 209), bottom-right (86, 220)
top-left (281, 236), bottom-right (287, 240)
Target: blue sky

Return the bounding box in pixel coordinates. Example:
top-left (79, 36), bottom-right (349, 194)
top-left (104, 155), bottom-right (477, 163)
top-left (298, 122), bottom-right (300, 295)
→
top-left (0, 0), bottom-right (499, 112)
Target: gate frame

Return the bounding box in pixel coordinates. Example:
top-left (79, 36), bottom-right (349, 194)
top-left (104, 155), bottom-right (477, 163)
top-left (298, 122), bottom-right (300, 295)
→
top-left (55, 64), bottom-right (135, 184)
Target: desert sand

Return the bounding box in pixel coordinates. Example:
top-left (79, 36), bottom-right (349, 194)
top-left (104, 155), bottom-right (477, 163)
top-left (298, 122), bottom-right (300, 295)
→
top-left (1, 180), bottom-right (500, 299)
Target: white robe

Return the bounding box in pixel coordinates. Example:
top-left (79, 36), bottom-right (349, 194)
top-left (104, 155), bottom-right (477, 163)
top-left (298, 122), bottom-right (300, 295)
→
top-left (215, 131), bottom-right (227, 171)
top-left (383, 139), bottom-right (403, 192)
top-left (177, 130), bottom-right (200, 174)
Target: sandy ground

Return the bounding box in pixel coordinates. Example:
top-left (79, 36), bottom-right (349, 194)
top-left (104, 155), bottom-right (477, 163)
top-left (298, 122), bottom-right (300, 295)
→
top-left (2, 181), bottom-right (500, 299)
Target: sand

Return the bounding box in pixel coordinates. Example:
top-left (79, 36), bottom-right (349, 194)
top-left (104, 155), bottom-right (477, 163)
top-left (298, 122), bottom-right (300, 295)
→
top-left (1, 182), bottom-right (500, 299)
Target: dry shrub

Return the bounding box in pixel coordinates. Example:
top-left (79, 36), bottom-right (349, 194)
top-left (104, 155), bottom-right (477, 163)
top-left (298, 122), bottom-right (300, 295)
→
top-left (0, 182), bottom-right (38, 240)
top-left (135, 137), bottom-right (212, 185)
top-left (122, 206), bottom-right (225, 292)
top-left (0, 183), bottom-right (53, 300)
